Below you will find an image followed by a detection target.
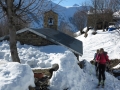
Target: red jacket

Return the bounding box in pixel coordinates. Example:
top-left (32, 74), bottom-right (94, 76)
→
top-left (96, 52), bottom-right (109, 64)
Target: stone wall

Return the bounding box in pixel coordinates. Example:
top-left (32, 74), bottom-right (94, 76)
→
top-left (44, 10), bottom-right (58, 30)
top-left (17, 31), bottom-right (55, 46)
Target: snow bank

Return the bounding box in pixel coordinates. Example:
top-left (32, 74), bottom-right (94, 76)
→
top-left (49, 51), bottom-right (81, 90)
top-left (0, 62), bottom-right (35, 90)
top-left (0, 41), bottom-right (68, 68)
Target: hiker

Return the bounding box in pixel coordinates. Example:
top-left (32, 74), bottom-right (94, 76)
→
top-left (93, 49), bottom-right (99, 76)
top-left (96, 48), bottom-right (110, 88)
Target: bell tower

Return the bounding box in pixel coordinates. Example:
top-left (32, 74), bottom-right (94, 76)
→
top-left (44, 10), bottom-right (58, 30)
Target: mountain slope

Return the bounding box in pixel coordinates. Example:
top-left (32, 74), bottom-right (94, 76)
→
top-left (30, 0), bottom-right (90, 32)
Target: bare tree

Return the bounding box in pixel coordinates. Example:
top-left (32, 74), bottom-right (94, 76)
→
top-left (90, 0), bottom-right (98, 31)
top-left (0, 20), bottom-right (9, 37)
top-left (0, 0), bottom-right (62, 62)
top-left (108, 0), bottom-right (120, 12)
top-left (89, 0), bottom-right (120, 31)
top-left (59, 21), bottom-right (76, 37)
top-left (0, 17), bottom-right (29, 37)
top-left (94, 0), bottom-right (120, 13)
top-left (72, 11), bottom-right (87, 34)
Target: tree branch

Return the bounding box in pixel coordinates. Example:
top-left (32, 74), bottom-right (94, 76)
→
top-left (0, 1), bottom-right (7, 12)
top-left (14, 0), bottom-right (22, 12)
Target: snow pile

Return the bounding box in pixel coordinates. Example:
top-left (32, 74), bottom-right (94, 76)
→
top-left (0, 62), bottom-right (35, 90)
top-left (50, 57), bottom-right (120, 90)
top-left (50, 51), bottom-right (82, 90)
top-left (0, 41), bottom-right (68, 68)
top-left (18, 44), bottom-right (68, 68)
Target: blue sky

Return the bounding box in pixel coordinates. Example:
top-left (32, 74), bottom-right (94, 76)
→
top-left (53, 0), bottom-right (91, 7)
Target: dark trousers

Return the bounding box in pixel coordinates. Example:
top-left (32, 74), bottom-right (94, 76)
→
top-left (98, 64), bottom-right (106, 82)
top-left (95, 62), bottom-right (98, 73)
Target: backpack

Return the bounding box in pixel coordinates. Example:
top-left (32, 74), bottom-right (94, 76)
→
top-left (104, 51), bottom-right (110, 71)
top-left (97, 51), bottom-right (108, 62)
top-left (103, 51), bottom-right (108, 61)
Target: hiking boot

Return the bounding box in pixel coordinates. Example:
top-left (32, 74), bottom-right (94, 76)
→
top-left (97, 82), bottom-right (101, 88)
top-left (102, 81), bottom-right (105, 88)
top-left (102, 83), bottom-right (104, 88)
top-left (96, 84), bottom-right (100, 88)
top-left (98, 83), bottom-right (100, 86)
